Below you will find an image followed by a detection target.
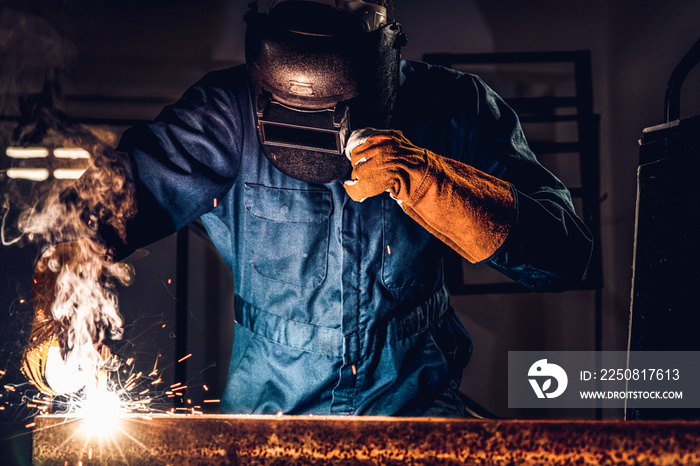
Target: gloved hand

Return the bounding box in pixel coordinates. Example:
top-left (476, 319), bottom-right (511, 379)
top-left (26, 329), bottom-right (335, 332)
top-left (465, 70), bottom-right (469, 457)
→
top-left (21, 245), bottom-right (65, 396)
top-left (20, 319), bottom-right (61, 396)
top-left (343, 128), bottom-right (516, 263)
top-left (21, 242), bottom-right (100, 396)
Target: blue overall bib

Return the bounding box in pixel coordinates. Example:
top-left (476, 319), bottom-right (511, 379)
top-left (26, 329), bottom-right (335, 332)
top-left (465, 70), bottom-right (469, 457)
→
top-left (115, 60), bottom-right (592, 416)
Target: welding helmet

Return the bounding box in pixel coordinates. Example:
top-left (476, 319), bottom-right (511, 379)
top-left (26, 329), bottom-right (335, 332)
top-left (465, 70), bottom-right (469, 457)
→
top-left (245, 0), bottom-right (407, 184)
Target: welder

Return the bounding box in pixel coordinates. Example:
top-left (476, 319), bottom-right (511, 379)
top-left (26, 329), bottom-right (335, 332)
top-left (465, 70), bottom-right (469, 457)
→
top-left (21, 0), bottom-right (593, 416)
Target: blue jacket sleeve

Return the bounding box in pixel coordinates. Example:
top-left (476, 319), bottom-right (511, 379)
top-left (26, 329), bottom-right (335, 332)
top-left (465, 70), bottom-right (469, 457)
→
top-left (107, 67), bottom-right (246, 259)
top-left (467, 75), bottom-right (594, 290)
top-left (397, 61), bottom-right (593, 291)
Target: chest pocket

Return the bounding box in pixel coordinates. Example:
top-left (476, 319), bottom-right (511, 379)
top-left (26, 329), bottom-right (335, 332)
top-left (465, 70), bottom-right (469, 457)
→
top-left (382, 197), bottom-right (443, 290)
top-left (244, 183), bottom-right (332, 288)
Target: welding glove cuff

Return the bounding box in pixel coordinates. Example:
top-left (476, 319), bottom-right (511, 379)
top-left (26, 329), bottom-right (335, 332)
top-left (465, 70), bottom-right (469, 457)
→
top-left (344, 129), bottom-right (516, 263)
top-left (21, 321), bottom-right (62, 396)
top-left (21, 243), bottom-right (92, 396)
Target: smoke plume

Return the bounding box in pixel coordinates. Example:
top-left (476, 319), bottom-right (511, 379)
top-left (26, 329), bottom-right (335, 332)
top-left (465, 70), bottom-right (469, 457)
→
top-left (0, 6), bottom-right (141, 392)
top-left (22, 145), bottom-right (137, 361)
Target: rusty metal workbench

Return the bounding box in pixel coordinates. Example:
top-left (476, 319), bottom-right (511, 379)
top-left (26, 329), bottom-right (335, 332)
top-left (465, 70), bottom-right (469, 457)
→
top-left (32, 414), bottom-right (700, 465)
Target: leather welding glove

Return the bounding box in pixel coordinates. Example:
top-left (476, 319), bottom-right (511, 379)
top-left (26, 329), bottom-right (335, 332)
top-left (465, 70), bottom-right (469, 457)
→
top-left (344, 128), bottom-right (516, 263)
top-left (21, 246), bottom-right (64, 396)
top-left (21, 242), bottom-right (96, 396)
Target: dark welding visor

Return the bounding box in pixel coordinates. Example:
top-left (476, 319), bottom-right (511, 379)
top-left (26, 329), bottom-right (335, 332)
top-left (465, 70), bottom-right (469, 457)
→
top-left (245, 0), bottom-right (404, 184)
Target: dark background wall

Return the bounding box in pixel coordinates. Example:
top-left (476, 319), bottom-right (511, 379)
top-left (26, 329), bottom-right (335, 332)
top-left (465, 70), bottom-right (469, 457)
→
top-left (1, 3), bottom-right (699, 457)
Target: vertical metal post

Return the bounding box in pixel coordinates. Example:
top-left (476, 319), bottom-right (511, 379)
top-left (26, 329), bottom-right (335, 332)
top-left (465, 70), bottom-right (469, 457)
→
top-left (574, 51), bottom-right (604, 419)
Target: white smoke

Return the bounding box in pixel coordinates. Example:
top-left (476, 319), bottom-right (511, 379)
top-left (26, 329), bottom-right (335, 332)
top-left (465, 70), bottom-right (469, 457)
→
top-left (3, 138), bottom-right (137, 388)
top-left (1, 7), bottom-right (135, 391)
top-left (37, 238), bottom-right (132, 369)
top-left (21, 146), bottom-right (137, 381)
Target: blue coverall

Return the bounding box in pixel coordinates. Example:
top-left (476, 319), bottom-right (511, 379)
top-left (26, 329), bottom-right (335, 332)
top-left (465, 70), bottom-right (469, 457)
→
top-left (112, 60), bottom-right (593, 416)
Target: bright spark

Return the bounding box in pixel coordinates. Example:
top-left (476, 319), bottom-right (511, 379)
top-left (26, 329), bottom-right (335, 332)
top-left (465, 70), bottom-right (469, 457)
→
top-left (76, 388), bottom-right (123, 438)
top-left (20, 349), bottom-right (213, 463)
